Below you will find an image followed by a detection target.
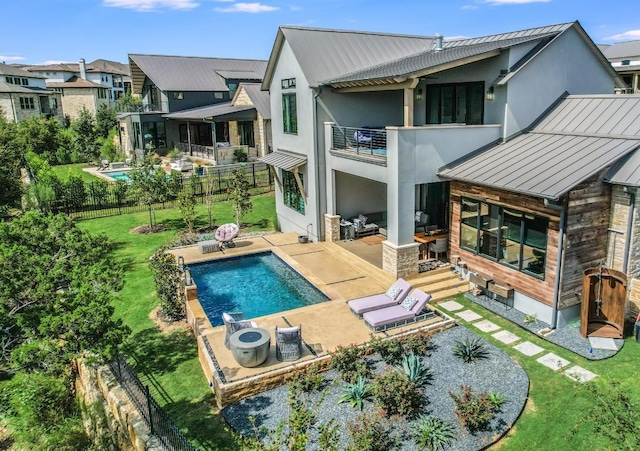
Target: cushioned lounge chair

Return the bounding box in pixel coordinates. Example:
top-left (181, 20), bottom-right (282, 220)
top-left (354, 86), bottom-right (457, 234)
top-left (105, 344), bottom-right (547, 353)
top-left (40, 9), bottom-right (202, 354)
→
top-left (275, 325), bottom-right (303, 361)
top-left (348, 278), bottom-right (412, 316)
top-left (362, 289), bottom-right (432, 331)
top-left (222, 312), bottom-right (258, 349)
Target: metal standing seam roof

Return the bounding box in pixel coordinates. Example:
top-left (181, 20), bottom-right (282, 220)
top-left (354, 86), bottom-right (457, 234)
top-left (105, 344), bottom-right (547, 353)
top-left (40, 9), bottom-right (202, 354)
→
top-left (605, 149), bottom-right (640, 187)
top-left (240, 83), bottom-right (271, 119)
top-left (162, 102), bottom-right (256, 120)
top-left (128, 54), bottom-right (267, 93)
top-left (602, 40), bottom-right (640, 59)
top-left (438, 95), bottom-right (640, 199)
top-left (259, 150), bottom-right (307, 171)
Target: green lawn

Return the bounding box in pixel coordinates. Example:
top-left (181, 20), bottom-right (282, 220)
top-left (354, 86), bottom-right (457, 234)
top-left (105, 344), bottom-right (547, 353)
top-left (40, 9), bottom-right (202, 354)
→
top-left (77, 194), bottom-right (276, 450)
top-left (51, 163), bottom-right (98, 182)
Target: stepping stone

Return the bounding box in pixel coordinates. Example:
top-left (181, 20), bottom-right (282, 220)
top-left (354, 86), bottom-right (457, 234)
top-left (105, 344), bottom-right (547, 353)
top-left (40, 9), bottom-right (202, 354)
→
top-left (536, 352), bottom-right (571, 371)
top-left (456, 310), bottom-right (482, 322)
top-left (473, 320), bottom-right (500, 333)
top-left (439, 300), bottom-right (464, 311)
top-left (588, 337), bottom-right (618, 351)
top-left (513, 341), bottom-right (544, 356)
top-left (564, 365), bottom-right (597, 383)
top-left (492, 330), bottom-right (520, 344)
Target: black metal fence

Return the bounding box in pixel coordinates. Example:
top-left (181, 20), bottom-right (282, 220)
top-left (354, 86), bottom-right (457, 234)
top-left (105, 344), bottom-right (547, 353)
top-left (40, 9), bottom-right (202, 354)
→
top-left (109, 354), bottom-right (199, 451)
top-left (44, 162), bottom-right (273, 220)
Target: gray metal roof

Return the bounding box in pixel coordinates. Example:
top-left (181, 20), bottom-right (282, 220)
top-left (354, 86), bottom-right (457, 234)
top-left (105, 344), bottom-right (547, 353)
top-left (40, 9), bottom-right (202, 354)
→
top-left (88, 59), bottom-right (130, 76)
top-left (240, 83), bottom-right (271, 119)
top-left (215, 70), bottom-right (262, 80)
top-left (439, 95), bottom-right (640, 199)
top-left (605, 149), bottom-right (640, 187)
top-left (0, 63), bottom-right (46, 78)
top-left (163, 102), bottom-right (255, 120)
top-left (324, 34), bottom-right (555, 85)
top-left (444, 23), bottom-right (572, 47)
top-left (263, 26), bottom-right (436, 89)
top-left (128, 54), bottom-right (267, 93)
top-left (259, 150), bottom-right (307, 170)
top-left (602, 40), bottom-right (640, 59)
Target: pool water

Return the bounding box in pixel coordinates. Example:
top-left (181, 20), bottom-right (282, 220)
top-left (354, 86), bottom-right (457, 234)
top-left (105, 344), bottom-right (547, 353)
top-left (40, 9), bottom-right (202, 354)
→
top-left (103, 171), bottom-right (131, 182)
top-left (189, 252), bottom-right (329, 326)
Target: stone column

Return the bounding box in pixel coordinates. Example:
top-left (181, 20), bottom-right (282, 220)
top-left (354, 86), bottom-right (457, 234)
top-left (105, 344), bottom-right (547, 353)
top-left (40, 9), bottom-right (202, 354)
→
top-left (324, 214), bottom-right (341, 242)
top-left (382, 240), bottom-right (420, 278)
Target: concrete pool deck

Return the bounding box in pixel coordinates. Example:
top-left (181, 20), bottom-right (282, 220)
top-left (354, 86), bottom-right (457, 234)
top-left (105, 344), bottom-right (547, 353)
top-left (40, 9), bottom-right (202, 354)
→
top-left (173, 232), bottom-right (461, 407)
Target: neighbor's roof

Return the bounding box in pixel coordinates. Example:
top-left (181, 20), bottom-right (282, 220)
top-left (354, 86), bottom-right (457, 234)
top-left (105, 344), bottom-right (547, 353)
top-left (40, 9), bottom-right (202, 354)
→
top-left (88, 59), bottom-right (130, 76)
top-left (602, 40), bottom-right (640, 59)
top-left (128, 54), bottom-right (267, 94)
top-left (262, 26), bottom-right (436, 89)
top-left (46, 76), bottom-right (106, 89)
top-left (162, 102), bottom-right (256, 121)
top-left (438, 95), bottom-right (640, 200)
top-left (0, 81), bottom-right (53, 94)
top-left (0, 63), bottom-right (46, 78)
top-left (239, 83), bottom-right (271, 119)
top-left (605, 149), bottom-right (640, 187)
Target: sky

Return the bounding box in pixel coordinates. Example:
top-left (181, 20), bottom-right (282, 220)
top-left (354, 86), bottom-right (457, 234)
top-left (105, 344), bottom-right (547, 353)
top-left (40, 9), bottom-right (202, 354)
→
top-left (1, 0), bottom-right (639, 66)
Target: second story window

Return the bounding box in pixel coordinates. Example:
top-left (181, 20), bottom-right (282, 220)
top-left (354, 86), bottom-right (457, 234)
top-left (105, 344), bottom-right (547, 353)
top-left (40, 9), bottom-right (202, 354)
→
top-left (622, 59), bottom-right (631, 66)
top-left (282, 93), bottom-right (297, 134)
top-left (426, 82), bottom-right (484, 125)
top-left (173, 92), bottom-right (184, 100)
top-left (98, 89), bottom-right (107, 99)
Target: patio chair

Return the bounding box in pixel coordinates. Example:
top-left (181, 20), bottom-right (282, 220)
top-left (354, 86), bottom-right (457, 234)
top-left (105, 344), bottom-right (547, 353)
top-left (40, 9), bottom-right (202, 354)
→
top-left (222, 312), bottom-right (258, 349)
top-left (348, 278), bottom-right (412, 316)
top-left (215, 223), bottom-right (240, 249)
top-left (362, 289), bottom-right (433, 331)
top-left (275, 325), bottom-right (303, 361)
top-left (428, 237), bottom-right (448, 261)
top-left (99, 159), bottom-right (110, 171)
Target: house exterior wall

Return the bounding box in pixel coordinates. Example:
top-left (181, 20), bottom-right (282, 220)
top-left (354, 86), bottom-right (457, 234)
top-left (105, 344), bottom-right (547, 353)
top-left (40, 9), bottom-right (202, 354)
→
top-left (166, 90), bottom-right (229, 112)
top-left (60, 88), bottom-right (108, 120)
top-left (0, 92), bottom-right (61, 122)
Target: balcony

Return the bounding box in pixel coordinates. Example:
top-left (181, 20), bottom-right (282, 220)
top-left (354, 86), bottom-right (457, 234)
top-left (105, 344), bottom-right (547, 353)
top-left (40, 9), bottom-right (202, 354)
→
top-left (115, 102), bottom-right (168, 114)
top-left (330, 125), bottom-right (387, 164)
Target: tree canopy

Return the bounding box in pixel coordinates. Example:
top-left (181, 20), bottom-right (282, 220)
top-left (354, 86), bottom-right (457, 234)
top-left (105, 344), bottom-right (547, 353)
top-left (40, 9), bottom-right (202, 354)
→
top-left (0, 112), bottom-right (22, 215)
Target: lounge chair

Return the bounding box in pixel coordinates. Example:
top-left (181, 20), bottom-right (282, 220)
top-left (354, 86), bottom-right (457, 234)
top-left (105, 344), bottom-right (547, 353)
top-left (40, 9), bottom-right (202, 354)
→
top-left (222, 312), bottom-right (258, 349)
top-left (275, 325), bottom-right (303, 361)
top-left (362, 289), bottom-right (433, 331)
top-left (348, 278), bottom-right (412, 316)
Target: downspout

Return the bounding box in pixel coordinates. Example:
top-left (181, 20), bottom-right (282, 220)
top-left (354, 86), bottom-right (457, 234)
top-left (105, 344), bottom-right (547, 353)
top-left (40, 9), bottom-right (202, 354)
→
top-left (544, 198), bottom-right (566, 329)
top-left (622, 186), bottom-right (635, 274)
top-left (9, 93), bottom-right (18, 122)
top-left (311, 87), bottom-right (322, 242)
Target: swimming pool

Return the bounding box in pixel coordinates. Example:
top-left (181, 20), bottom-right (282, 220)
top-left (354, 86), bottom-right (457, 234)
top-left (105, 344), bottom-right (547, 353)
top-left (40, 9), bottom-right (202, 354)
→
top-left (189, 252), bottom-right (329, 326)
top-left (103, 170), bottom-right (132, 182)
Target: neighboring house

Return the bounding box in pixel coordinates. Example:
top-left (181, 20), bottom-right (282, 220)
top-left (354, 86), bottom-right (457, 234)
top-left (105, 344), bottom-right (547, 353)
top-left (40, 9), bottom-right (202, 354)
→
top-left (0, 63), bottom-right (62, 123)
top-left (260, 21), bottom-right (631, 328)
top-left (118, 54), bottom-right (267, 159)
top-left (600, 40), bottom-right (640, 93)
top-left (162, 82), bottom-right (272, 164)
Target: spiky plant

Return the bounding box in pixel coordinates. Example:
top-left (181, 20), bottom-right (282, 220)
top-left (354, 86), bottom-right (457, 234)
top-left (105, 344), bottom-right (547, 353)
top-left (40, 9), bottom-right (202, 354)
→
top-left (452, 337), bottom-right (489, 363)
top-left (338, 375), bottom-right (371, 411)
top-left (397, 352), bottom-right (433, 387)
top-left (488, 392), bottom-right (507, 411)
top-left (412, 415), bottom-right (456, 451)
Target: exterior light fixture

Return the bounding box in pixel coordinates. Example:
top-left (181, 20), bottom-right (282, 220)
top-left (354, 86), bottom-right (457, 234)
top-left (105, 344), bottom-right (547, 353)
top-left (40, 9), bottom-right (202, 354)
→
top-left (486, 86), bottom-right (495, 101)
top-left (415, 88), bottom-right (423, 101)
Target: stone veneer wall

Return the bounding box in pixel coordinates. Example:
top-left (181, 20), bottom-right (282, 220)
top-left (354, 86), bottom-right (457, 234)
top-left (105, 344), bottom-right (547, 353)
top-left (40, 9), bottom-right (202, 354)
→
top-left (382, 240), bottom-right (419, 278)
top-left (324, 214), bottom-right (340, 242)
top-left (75, 360), bottom-right (163, 450)
top-left (0, 93), bottom-right (42, 122)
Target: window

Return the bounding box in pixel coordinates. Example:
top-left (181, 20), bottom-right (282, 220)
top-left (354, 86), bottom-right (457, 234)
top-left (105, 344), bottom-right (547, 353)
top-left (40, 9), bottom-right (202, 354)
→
top-left (173, 92), bottom-right (184, 100)
top-left (51, 98), bottom-right (58, 109)
top-left (282, 93), bottom-right (297, 134)
top-left (283, 170), bottom-right (304, 213)
top-left (6, 77), bottom-right (28, 86)
top-left (227, 82), bottom-right (238, 97)
top-left (19, 97), bottom-right (35, 110)
top-left (97, 88), bottom-right (107, 99)
top-left (214, 92), bottom-right (224, 99)
top-left (142, 121), bottom-right (167, 149)
top-left (460, 197), bottom-right (548, 278)
top-left (281, 78), bottom-right (296, 89)
top-left (622, 59), bottom-right (631, 66)
top-left (238, 121), bottom-right (254, 147)
top-left (426, 82), bottom-right (484, 125)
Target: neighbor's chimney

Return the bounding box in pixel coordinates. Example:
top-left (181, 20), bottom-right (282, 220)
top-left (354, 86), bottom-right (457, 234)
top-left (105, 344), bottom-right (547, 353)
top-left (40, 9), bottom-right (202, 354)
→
top-left (79, 58), bottom-right (87, 80)
top-left (435, 34), bottom-right (444, 52)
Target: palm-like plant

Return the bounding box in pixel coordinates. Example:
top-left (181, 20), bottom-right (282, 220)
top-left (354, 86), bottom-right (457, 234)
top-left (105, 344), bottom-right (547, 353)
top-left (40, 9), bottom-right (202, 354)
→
top-left (452, 337), bottom-right (489, 363)
top-left (412, 415), bottom-right (456, 451)
top-left (398, 352), bottom-right (433, 386)
top-left (338, 375), bottom-right (371, 410)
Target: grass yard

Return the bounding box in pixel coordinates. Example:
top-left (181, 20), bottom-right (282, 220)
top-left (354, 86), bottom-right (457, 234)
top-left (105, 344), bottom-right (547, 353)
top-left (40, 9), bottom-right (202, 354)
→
top-left (438, 295), bottom-right (640, 451)
top-left (77, 193), bottom-right (276, 450)
top-left (50, 163), bottom-right (98, 182)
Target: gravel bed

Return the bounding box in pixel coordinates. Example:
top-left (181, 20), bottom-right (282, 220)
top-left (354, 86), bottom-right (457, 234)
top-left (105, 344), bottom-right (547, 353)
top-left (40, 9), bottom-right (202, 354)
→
top-left (223, 325), bottom-right (529, 450)
top-left (465, 292), bottom-right (623, 360)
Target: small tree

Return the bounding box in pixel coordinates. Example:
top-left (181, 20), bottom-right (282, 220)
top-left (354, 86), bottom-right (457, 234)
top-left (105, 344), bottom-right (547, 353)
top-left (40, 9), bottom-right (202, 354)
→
top-left (72, 107), bottom-right (99, 162)
top-left (149, 248), bottom-right (184, 320)
top-left (95, 104), bottom-right (117, 138)
top-left (203, 170), bottom-right (217, 229)
top-left (229, 168), bottom-right (252, 226)
top-left (127, 154), bottom-right (169, 229)
top-left (178, 191), bottom-right (196, 233)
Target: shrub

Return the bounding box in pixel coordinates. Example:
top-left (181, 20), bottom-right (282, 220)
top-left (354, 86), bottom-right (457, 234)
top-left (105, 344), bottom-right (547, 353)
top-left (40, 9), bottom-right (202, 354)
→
top-left (371, 370), bottom-right (423, 417)
top-left (452, 337), bottom-right (489, 363)
top-left (523, 313), bottom-right (538, 324)
top-left (449, 385), bottom-right (503, 432)
top-left (397, 352), bottom-right (432, 387)
top-left (411, 415), bottom-right (456, 451)
top-left (149, 248), bottom-right (184, 320)
top-left (290, 364), bottom-right (325, 393)
top-left (399, 329), bottom-right (433, 356)
top-left (233, 148), bottom-right (248, 162)
top-left (368, 334), bottom-right (405, 365)
top-left (338, 375), bottom-right (372, 411)
top-left (347, 411), bottom-right (399, 451)
top-left (330, 344), bottom-right (370, 382)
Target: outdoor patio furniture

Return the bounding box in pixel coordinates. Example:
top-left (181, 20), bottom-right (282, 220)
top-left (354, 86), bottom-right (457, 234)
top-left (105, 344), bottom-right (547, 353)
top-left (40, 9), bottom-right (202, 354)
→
top-left (99, 159), bottom-right (110, 171)
top-left (170, 159), bottom-right (194, 172)
top-left (222, 312), bottom-right (258, 349)
top-left (229, 327), bottom-right (271, 367)
top-left (198, 239), bottom-right (220, 254)
top-left (351, 214), bottom-right (379, 238)
top-left (362, 288), bottom-right (433, 331)
top-left (348, 278), bottom-right (412, 316)
top-left (215, 223), bottom-right (240, 248)
top-left (275, 325), bottom-right (303, 361)
top-left (428, 237), bottom-right (448, 261)
top-left (415, 211), bottom-right (430, 233)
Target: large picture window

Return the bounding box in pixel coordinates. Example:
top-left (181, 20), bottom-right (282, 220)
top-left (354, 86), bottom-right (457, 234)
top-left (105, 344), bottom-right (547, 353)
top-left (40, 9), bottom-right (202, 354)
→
top-left (283, 170), bottom-right (304, 214)
top-left (282, 93), bottom-right (297, 134)
top-left (460, 198), bottom-right (548, 278)
top-left (426, 82), bottom-right (484, 125)
top-left (238, 121), bottom-right (255, 147)
top-left (142, 121), bottom-right (167, 150)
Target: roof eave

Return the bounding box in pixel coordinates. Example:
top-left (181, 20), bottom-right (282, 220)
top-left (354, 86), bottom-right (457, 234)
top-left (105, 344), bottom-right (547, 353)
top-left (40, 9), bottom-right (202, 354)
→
top-left (261, 28), bottom-right (285, 91)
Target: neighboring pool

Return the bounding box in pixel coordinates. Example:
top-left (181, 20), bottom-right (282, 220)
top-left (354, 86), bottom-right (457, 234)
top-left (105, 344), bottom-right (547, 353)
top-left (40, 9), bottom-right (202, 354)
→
top-left (189, 252), bottom-right (329, 326)
top-left (102, 170), bottom-right (132, 182)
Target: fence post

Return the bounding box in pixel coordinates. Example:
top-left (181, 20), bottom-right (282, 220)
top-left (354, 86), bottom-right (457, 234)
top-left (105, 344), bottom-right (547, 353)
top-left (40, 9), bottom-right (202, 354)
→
top-left (252, 163), bottom-right (256, 187)
top-left (145, 385), bottom-right (154, 434)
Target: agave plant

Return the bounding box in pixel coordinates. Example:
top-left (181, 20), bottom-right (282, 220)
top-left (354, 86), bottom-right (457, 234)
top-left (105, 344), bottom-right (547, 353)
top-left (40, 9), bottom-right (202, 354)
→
top-left (452, 337), bottom-right (489, 363)
top-left (397, 352), bottom-right (433, 386)
top-left (412, 415), bottom-right (456, 451)
top-left (338, 375), bottom-right (371, 411)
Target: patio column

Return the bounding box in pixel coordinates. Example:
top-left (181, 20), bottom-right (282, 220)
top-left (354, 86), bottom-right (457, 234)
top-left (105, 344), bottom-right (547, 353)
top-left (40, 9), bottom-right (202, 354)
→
top-left (403, 87), bottom-right (414, 127)
top-left (187, 120), bottom-right (192, 156)
top-left (324, 214), bottom-right (341, 242)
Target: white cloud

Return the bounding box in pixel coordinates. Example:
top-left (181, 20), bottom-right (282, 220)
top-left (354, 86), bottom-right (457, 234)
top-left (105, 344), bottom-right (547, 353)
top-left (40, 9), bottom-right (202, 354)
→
top-left (0, 55), bottom-right (26, 62)
top-left (604, 30), bottom-right (640, 41)
top-left (485, 0), bottom-right (550, 4)
top-left (461, 5), bottom-right (478, 10)
top-left (39, 60), bottom-right (73, 65)
top-left (102, 0), bottom-right (199, 12)
top-left (215, 2), bottom-right (278, 13)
